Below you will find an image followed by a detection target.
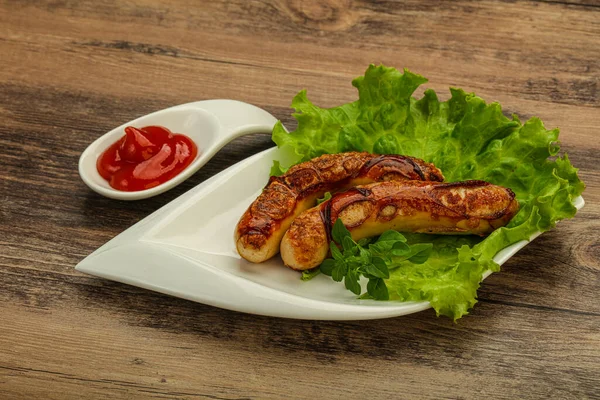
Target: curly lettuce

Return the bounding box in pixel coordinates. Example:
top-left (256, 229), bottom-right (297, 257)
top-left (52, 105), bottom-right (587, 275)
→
top-left (272, 65), bottom-right (585, 320)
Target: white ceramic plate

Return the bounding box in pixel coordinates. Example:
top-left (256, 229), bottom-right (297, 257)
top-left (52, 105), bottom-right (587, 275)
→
top-left (76, 146), bottom-right (585, 320)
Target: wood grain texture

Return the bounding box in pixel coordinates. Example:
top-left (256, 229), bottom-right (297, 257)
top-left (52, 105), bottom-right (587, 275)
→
top-left (0, 0), bottom-right (599, 399)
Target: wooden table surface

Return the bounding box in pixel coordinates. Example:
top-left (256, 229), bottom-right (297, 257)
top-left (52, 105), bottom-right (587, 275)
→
top-left (1, 1), bottom-right (599, 399)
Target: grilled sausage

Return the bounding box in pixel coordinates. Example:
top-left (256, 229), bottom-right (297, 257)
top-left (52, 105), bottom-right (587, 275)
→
top-left (235, 152), bottom-right (444, 263)
top-left (280, 180), bottom-right (519, 270)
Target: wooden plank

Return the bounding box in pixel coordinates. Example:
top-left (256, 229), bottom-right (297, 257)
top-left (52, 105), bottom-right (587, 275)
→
top-left (1, 300), bottom-right (599, 399)
top-left (1, 1), bottom-right (598, 107)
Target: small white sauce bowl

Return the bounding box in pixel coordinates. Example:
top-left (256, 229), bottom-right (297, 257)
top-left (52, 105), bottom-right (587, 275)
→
top-left (78, 100), bottom-right (278, 200)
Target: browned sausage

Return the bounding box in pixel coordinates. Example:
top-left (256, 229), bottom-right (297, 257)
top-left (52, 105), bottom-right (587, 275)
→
top-left (280, 180), bottom-right (519, 270)
top-left (235, 152), bottom-right (444, 263)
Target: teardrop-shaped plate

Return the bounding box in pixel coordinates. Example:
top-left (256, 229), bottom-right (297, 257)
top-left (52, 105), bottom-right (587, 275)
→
top-left (75, 147), bottom-right (585, 320)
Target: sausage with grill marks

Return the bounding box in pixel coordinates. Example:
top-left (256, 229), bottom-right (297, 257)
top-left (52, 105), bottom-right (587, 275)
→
top-left (280, 180), bottom-right (519, 270)
top-left (235, 152), bottom-right (445, 263)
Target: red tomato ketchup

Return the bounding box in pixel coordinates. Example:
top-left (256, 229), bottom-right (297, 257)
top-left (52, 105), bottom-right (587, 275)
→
top-left (97, 125), bottom-right (198, 191)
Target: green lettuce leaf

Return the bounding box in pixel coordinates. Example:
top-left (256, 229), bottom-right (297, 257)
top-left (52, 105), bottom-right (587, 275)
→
top-left (272, 65), bottom-right (585, 320)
